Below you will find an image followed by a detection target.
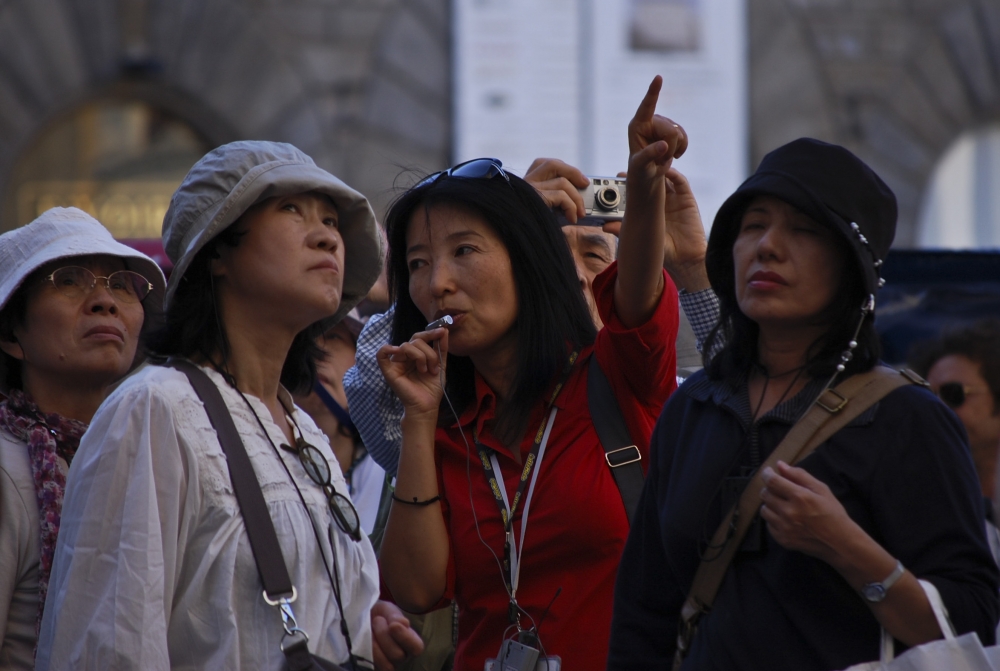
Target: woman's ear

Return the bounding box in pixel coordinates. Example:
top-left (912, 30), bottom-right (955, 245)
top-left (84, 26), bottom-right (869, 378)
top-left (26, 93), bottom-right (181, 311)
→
top-left (0, 333), bottom-right (24, 361)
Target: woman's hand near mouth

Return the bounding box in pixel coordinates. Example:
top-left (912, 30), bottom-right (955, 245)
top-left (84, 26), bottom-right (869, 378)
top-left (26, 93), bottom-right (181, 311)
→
top-left (377, 327), bottom-right (450, 420)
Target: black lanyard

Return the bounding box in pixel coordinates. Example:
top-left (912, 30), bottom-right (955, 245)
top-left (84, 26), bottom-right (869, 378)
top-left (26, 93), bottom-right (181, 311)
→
top-left (473, 351), bottom-right (579, 622)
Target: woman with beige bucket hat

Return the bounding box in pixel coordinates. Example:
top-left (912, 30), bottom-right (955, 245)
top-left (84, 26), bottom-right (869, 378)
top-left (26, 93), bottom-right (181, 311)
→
top-left (0, 207), bottom-right (166, 668)
top-left (37, 142), bottom-right (421, 670)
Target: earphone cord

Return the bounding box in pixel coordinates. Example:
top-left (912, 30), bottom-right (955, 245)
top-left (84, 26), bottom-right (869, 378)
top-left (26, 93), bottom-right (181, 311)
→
top-left (434, 340), bottom-right (543, 640)
top-left (434, 341), bottom-right (508, 588)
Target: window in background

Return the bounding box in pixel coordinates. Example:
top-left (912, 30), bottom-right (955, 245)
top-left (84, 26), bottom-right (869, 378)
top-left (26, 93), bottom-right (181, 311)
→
top-left (3, 99), bottom-right (210, 239)
top-left (629, 0), bottom-right (701, 53)
top-left (454, 0), bottom-right (745, 225)
top-left (917, 125), bottom-right (1000, 249)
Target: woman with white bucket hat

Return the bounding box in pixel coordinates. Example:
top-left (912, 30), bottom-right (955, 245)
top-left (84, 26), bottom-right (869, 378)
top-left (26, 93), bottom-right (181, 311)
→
top-left (0, 207), bottom-right (165, 668)
top-left (37, 142), bottom-right (422, 670)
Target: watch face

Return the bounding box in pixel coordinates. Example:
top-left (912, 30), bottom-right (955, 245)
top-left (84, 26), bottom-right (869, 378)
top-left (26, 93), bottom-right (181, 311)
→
top-left (862, 584), bottom-right (887, 602)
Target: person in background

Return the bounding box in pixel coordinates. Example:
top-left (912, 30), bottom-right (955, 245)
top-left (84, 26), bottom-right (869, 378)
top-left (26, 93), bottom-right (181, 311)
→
top-left (0, 207), bottom-right (165, 669)
top-left (910, 319), bottom-right (1000, 612)
top-left (36, 142), bottom-right (422, 670)
top-left (910, 319), bottom-right (1000, 507)
top-left (294, 308), bottom-right (386, 534)
top-left (344, 152), bottom-right (719, 479)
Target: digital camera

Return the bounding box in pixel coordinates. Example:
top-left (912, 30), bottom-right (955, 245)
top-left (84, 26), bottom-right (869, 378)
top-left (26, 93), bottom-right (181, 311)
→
top-left (577, 176), bottom-right (626, 225)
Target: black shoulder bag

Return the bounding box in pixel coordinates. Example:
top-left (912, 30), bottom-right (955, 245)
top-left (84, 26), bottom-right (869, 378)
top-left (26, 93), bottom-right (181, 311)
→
top-left (167, 359), bottom-right (351, 671)
top-left (587, 355), bottom-right (645, 524)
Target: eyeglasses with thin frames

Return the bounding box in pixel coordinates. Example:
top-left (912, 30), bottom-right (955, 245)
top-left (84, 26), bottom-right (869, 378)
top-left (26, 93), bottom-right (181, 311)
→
top-left (280, 437), bottom-right (362, 542)
top-left (415, 157), bottom-right (511, 190)
top-left (44, 266), bottom-right (153, 304)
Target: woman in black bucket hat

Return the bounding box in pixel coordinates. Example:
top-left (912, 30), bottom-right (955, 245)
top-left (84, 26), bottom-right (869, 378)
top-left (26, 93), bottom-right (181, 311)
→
top-left (608, 138), bottom-right (999, 670)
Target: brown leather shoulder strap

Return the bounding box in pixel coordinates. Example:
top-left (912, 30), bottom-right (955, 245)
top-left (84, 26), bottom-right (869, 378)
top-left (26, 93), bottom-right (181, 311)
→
top-left (674, 366), bottom-right (924, 667)
top-left (165, 358), bottom-right (295, 599)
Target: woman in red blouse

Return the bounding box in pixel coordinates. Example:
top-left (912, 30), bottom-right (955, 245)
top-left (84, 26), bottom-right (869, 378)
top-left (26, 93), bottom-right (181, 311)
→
top-left (376, 78), bottom-right (683, 670)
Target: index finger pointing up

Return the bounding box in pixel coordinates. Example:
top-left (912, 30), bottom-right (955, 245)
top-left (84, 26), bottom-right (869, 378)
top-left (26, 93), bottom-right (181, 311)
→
top-left (633, 75), bottom-right (664, 122)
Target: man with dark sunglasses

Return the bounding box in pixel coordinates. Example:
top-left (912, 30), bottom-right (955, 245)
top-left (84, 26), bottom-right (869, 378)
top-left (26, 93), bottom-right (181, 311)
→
top-left (910, 319), bottom-right (1000, 642)
top-left (910, 319), bottom-right (1000, 505)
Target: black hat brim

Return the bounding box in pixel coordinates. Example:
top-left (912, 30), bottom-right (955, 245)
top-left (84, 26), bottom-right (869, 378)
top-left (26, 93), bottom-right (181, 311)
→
top-left (707, 169), bottom-right (880, 302)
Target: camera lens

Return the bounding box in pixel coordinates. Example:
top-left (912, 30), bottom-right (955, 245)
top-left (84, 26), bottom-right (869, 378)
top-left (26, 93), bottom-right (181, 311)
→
top-left (596, 186), bottom-right (621, 210)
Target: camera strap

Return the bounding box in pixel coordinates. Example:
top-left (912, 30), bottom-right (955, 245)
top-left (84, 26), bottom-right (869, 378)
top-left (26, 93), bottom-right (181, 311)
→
top-left (474, 351), bottom-right (578, 625)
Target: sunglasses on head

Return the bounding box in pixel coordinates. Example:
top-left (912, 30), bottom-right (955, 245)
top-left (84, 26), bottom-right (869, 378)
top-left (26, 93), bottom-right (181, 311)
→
top-left (415, 158), bottom-right (510, 189)
top-left (934, 382), bottom-right (985, 409)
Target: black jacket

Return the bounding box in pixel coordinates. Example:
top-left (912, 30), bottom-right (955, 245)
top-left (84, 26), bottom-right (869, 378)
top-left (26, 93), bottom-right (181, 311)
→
top-left (608, 369), bottom-right (1000, 671)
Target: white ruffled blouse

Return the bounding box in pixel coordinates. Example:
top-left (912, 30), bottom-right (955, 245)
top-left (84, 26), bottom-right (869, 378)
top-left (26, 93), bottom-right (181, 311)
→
top-left (36, 364), bottom-right (379, 670)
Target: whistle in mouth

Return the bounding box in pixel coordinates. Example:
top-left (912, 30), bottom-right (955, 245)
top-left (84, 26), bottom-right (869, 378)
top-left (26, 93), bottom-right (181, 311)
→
top-left (426, 315), bottom-right (454, 330)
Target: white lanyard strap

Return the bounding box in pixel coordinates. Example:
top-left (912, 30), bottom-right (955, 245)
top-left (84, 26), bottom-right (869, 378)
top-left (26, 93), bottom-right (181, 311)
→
top-left (489, 406), bottom-right (558, 599)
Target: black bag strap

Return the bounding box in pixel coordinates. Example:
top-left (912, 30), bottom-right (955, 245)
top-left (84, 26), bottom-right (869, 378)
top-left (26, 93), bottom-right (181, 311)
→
top-left (587, 354), bottom-right (644, 524)
top-left (166, 358), bottom-right (294, 599)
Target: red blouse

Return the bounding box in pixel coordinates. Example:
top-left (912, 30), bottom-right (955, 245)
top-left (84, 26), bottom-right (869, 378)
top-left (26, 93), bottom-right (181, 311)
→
top-left (432, 262), bottom-right (679, 671)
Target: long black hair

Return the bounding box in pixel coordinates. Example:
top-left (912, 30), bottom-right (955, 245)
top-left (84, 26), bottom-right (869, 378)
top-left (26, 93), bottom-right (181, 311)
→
top-left (145, 222), bottom-right (325, 395)
top-left (703, 206), bottom-right (881, 381)
top-left (385, 172), bottom-right (596, 446)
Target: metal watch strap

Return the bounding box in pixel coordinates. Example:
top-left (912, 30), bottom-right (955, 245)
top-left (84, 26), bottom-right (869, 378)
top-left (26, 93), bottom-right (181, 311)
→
top-left (587, 354), bottom-right (644, 524)
top-left (673, 366), bottom-right (923, 670)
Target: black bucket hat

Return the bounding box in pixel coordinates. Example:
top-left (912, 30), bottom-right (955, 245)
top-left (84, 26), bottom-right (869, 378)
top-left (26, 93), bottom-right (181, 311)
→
top-left (707, 138), bottom-right (897, 305)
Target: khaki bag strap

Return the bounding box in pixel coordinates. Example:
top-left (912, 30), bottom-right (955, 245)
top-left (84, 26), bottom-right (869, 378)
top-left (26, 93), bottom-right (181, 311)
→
top-left (673, 366), bottom-right (926, 669)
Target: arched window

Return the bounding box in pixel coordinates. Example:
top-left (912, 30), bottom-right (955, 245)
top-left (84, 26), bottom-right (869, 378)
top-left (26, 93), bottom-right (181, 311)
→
top-left (917, 126), bottom-right (1000, 249)
top-left (2, 99), bottom-right (210, 239)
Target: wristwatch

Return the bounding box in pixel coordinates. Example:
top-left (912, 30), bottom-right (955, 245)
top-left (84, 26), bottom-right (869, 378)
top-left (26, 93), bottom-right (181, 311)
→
top-left (860, 560), bottom-right (905, 602)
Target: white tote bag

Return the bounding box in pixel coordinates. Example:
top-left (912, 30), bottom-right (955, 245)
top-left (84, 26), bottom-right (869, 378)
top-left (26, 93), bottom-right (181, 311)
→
top-left (841, 581), bottom-right (999, 671)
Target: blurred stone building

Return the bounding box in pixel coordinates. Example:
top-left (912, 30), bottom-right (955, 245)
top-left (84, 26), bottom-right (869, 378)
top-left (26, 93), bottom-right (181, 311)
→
top-left (751, 0), bottom-right (1000, 247)
top-left (0, 0), bottom-right (450, 241)
top-left (0, 0), bottom-right (998, 247)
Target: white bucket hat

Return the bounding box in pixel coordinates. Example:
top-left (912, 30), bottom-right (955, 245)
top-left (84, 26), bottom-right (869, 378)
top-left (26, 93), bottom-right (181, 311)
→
top-left (161, 141), bottom-right (384, 328)
top-left (0, 207), bottom-right (168, 388)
